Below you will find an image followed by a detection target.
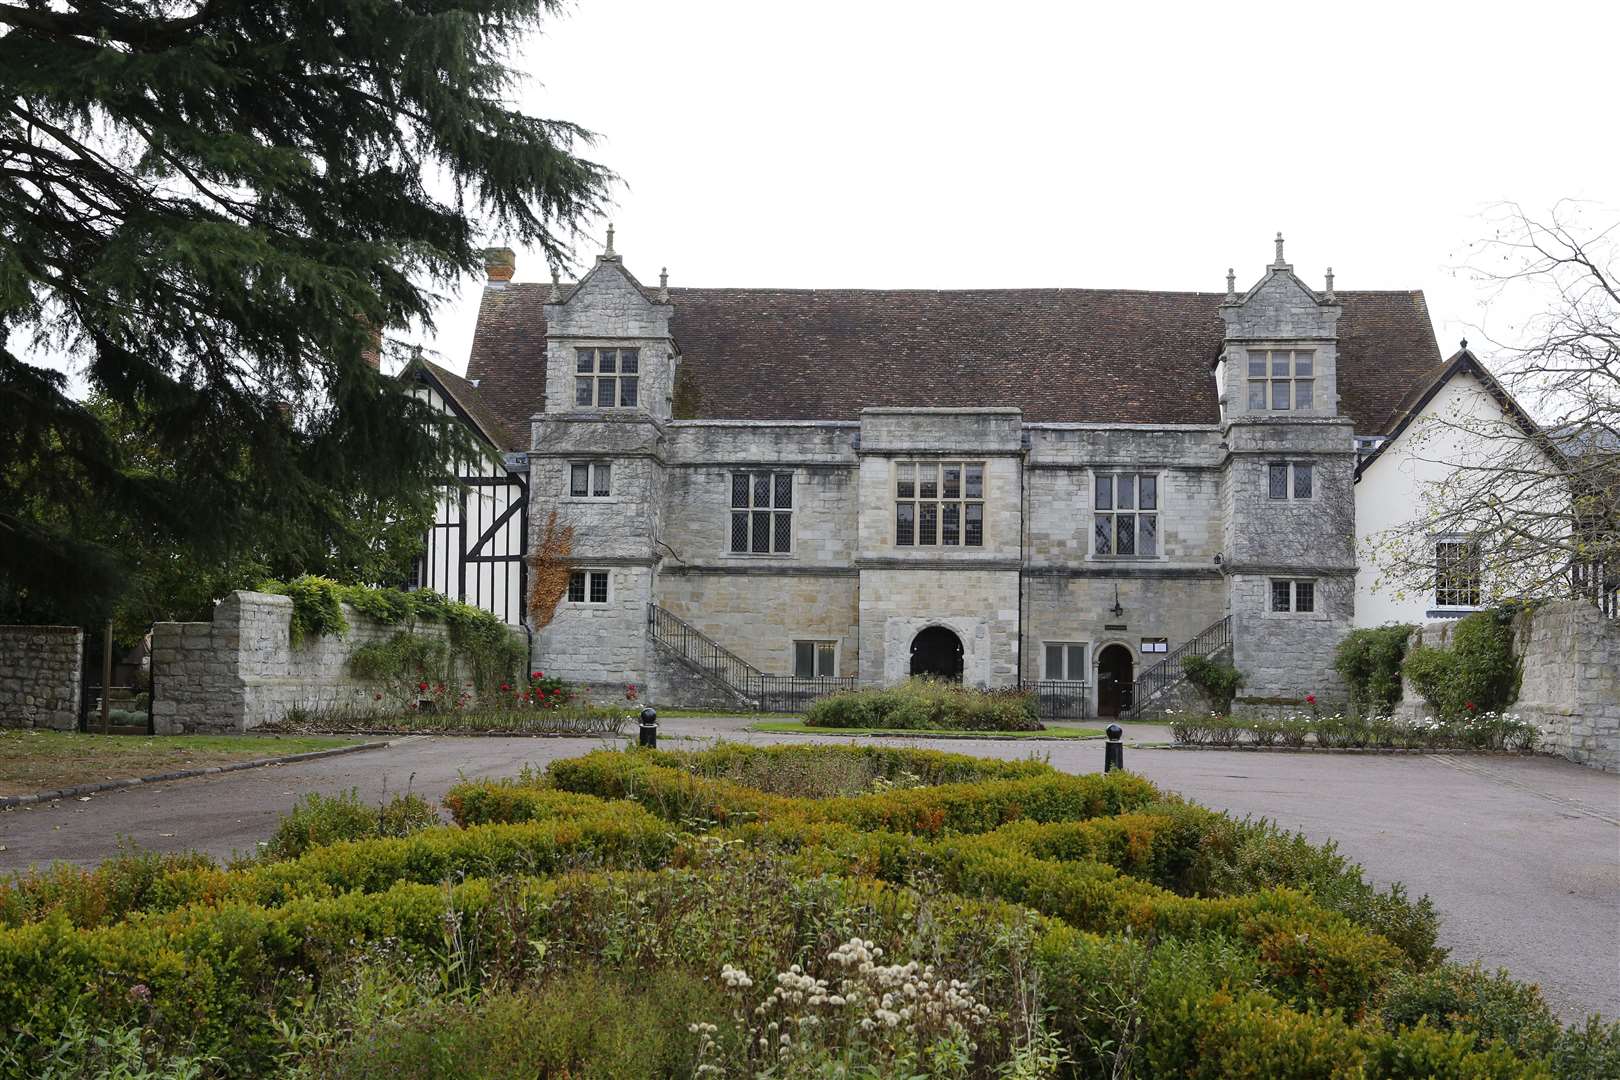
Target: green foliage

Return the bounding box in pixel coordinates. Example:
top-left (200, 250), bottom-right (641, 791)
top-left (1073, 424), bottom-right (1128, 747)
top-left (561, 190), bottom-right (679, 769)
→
top-left (258, 574), bottom-right (349, 645)
top-left (1181, 654), bottom-right (1246, 714)
top-left (1402, 611), bottom-right (1523, 719)
top-left (348, 632), bottom-right (451, 709)
top-left (0, 0), bottom-right (610, 627)
top-left (804, 678), bottom-right (1042, 732)
top-left (1335, 624), bottom-right (1416, 715)
top-left (0, 743), bottom-right (1605, 1078)
top-left (263, 788), bottom-right (440, 861)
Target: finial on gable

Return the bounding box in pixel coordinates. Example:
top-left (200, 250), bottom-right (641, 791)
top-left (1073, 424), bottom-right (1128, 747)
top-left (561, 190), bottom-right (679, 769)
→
top-left (1323, 267), bottom-right (1335, 304)
top-left (604, 222), bottom-right (616, 259)
top-left (547, 265), bottom-right (562, 302)
top-left (657, 267), bottom-right (669, 303)
top-left (1460, 337), bottom-right (1468, 351)
top-left (1225, 267), bottom-right (1236, 301)
top-left (1272, 231), bottom-right (1288, 269)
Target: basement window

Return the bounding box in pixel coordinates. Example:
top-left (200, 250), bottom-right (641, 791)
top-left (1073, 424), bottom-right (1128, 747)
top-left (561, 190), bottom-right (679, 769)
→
top-left (793, 640), bottom-right (838, 678)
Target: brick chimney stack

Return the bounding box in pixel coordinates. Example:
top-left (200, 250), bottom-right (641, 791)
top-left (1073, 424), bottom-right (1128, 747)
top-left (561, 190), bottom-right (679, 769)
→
top-left (484, 247), bottom-right (516, 286)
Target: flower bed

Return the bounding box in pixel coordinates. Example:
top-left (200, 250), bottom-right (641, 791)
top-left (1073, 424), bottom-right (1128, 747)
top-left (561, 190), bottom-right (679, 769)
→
top-left (1166, 707), bottom-right (1540, 751)
top-left (0, 743), bottom-right (1610, 1078)
top-left (803, 678), bottom-right (1043, 732)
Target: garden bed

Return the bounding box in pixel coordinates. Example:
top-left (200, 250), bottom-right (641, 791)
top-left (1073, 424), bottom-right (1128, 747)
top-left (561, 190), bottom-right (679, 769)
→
top-left (753, 719), bottom-right (1102, 740)
top-left (266, 705), bottom-right (632, 738)
top-left (0, 743), bottom-right (1611, 1078)
top-left (804, 678), bottom-right (1044, 732)
top-left (1164, 708), bottom-right (1540, 752)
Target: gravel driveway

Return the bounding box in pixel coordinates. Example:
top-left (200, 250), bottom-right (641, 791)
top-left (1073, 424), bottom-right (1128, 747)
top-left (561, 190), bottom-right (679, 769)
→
top-left (2, 717), bottom-right (1615, 1022)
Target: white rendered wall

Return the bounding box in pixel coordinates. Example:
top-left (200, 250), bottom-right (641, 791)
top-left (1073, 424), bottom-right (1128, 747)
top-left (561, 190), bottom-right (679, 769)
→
top-left (1354, 372), bottom-right (1551, 628)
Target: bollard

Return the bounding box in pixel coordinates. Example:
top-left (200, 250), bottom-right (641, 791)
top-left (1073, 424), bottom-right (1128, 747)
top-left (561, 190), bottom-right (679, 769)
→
top-left (638, 707), bottom-right (658, 749)
top-left (1104, 723), bottom-right (1124, 772)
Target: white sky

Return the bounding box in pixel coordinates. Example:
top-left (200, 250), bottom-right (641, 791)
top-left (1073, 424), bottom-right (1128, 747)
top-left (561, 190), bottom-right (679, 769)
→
top-left (414, 0), bottom-right (1617, 380)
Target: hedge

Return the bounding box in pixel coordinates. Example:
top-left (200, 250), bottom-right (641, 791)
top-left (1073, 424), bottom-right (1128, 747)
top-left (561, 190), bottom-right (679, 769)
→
top-left (802, 679), bottom-right (1043, 731)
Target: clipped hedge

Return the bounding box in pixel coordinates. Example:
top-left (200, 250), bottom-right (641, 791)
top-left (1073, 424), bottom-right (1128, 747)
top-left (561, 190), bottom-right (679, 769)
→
top-left (803, 678), bottom-right (1043, 731)
top-left (0, 744), bottom-right (1605, 1078)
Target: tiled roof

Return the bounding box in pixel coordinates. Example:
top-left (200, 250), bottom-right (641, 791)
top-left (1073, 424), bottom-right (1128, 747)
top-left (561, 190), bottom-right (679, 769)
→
top-left (407, 356), bottom-right (521, 451)
top-left (464, 284), bottom-right (1441, 445)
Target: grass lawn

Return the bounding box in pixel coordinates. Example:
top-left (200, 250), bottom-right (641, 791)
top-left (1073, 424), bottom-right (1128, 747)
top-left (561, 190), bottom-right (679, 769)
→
top-left (750, 720), bottom-right (1104, 740)
top-left (0, 730), bottom-right (362, 797)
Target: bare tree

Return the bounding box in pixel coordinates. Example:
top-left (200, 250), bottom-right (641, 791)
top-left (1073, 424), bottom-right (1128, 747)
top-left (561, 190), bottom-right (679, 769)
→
top-left (1363, 202), bottom-right (1619, 612)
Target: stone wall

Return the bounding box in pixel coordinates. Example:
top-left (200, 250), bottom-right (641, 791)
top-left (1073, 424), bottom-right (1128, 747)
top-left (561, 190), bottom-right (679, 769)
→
top-left (151, 591), bottom-right (520, 733)
top-left (1399, 603), bottom-right (1619, 771)
top-left (0, 625), bottom-right (83, 730)
top-left (1516, 602), bottom-right (1619, 771)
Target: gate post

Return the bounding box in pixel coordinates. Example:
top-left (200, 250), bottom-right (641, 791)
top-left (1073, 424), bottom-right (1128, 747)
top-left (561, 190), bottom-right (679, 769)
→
top-left (1104, 723), bottom-right (1124, 772)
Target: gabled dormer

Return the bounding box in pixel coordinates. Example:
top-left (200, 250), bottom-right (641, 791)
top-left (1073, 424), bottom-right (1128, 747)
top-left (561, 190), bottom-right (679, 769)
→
top-left (1215, 234), bottom-right (1343, 422)
top-left (542, 226), bottom-right (678, 422)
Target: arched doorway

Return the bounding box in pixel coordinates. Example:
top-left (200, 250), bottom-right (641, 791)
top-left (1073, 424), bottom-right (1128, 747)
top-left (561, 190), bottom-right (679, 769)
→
top-left (1096, 643), bottom-right (1134, 718)
top-left (909, 626), bottom-right (964, 681)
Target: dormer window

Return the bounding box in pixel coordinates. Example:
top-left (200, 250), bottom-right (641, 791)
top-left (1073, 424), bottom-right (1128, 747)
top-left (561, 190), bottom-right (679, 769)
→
top-left (575, 347), bottom-right (639, 408)
top-left (1247, 348), bottom-right (1313, 411)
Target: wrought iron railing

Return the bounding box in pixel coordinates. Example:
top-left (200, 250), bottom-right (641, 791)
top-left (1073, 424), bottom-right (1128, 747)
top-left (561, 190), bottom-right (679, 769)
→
top-left (647, 605), bottom-right (856, 711)
top-left (757, 674), bottom-right (859, 712)
top-left (1572, 559), bottom-right (1618, 619)
top-left (648, 604), bottom-right (764, 693)
top-left (1125, 614), bottom-right (1232, 718)
top-left (1021, 680), bottom-right (1092, 720)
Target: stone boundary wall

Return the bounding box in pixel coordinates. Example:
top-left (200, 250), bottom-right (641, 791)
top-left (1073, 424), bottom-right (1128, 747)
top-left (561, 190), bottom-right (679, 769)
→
top-left (151, 591), bottom-right (523, 734)
top-left (1398, 601), bottom-right (1618, 772)
top-left (0, 625), bottom-right (83, 730)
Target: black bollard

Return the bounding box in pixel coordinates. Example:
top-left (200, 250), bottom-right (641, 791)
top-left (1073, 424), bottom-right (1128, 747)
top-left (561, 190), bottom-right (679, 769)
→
top-left (1104, 723), bottom-right (1124, 772)
top-left (638, 707), bottom-right (658, 749)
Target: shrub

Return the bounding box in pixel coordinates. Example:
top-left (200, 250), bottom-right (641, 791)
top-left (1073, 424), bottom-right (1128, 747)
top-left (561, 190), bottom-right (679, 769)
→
top-left (1181, 654), bottom-right (1245, 714)
top-left (804, 678), bottom-right (1042, 732)
top-left (258, 574), bottom-right (348, 645)
top-left (1402, 610), bottom-right (1522, 720)
top-left (263, 789), bottom-right (439, 861)
top-left (1335, 624), bottom-right (1416, 716)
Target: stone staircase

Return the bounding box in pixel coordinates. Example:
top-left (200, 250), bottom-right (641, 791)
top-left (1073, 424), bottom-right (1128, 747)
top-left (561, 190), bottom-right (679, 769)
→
top-left (1124, 614), bottom-right (1233, 719)
top-left (646, 604), bottom-right (856, 711)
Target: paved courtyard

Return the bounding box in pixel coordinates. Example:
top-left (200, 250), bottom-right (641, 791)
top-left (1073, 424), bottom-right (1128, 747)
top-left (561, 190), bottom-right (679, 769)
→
top-left (1, 717), bottom-right (1615, 1022)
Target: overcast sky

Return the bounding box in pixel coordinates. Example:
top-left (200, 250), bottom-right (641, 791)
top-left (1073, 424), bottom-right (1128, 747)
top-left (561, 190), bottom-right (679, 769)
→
top-left (412, 0), bottom-right (1616, 381)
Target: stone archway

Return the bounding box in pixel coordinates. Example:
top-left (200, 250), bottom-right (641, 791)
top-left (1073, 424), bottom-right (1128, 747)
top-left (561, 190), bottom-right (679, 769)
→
top-left (909, 625), bottom-right (965, 681)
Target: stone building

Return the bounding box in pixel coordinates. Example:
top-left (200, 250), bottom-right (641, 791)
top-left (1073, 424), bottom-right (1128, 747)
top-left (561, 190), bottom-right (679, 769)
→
top-left (417, 231), bottom-right (1448, 716)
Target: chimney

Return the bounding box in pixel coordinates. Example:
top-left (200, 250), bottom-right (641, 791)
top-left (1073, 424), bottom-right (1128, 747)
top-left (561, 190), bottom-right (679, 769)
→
top-left (483, 247), bottom-right (516, 286)
top-left (360, 326), bottom-right (382, 371)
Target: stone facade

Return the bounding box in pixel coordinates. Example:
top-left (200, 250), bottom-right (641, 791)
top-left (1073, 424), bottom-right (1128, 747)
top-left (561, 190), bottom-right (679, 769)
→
top-left (0, 625), bottom-right (83, 730)
top-left (524, 243), bottom-right (1368, 713)
top-left (150, 591), bottom-right (521, 733)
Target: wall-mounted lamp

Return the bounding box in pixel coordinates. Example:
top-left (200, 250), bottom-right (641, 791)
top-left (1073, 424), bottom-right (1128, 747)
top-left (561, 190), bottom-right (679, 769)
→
top-left (1213, 553), bottom-right (1223, 565)
top-left (1109, 584), bottom-right (1125, 618)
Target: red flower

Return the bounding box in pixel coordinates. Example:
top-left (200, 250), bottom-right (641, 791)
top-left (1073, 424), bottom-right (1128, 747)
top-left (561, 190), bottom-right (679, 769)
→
top-left (499, 683), bottom-right (511, 692)
top-left (374, 693), bottom-right (383, 701)
top-left (531, 671), bottom-right (542, 680)
top-left (418, 682), bottom-right (429, 692)
top-left (1465, 701), bottom-right (1477, 712)
top-left (1305, 694), bottom-right (1316, 705)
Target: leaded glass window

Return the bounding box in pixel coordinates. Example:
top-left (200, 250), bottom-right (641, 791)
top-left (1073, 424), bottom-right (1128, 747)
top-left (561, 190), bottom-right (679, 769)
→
top-left (895, 462), bottom-right (985, 547)
top-left (729, 471), bottom-right (792, 554)
top-left (1093, 473), bottom-right (1158, 556)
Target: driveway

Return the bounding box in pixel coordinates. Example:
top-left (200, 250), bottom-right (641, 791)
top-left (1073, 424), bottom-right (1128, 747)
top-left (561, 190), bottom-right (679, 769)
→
top-left (1, 718), bottom-right (1615, 1022)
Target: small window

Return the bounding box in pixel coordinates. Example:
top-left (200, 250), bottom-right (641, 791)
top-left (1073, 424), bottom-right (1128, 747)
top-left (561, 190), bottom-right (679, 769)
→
top-left (1435, 539), bottom-right (1482, 608)
top-left (568, 461), bottom-right (612, 499)
top-left (1140, 637), bottom-right (1168, 654)
top-left (1270, 579), bottom-right (1316, 613)
top-left (1268, 462), bottom-right (1314, 500)
top-left (793, 640), bottom-right (838, 678)
top-left (567, 570), bottom-right (611, 605)
top-left (1042, 642), bottom-right (1088, 682)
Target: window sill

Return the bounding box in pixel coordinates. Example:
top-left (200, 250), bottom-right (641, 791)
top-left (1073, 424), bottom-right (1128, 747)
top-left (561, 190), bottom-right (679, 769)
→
top-left (1425, 607), bottom-right (1482, 618)
top-left (726, 552), bottom-right (795, 559)
top-left (1087, 554), bottom-right (1165, 562)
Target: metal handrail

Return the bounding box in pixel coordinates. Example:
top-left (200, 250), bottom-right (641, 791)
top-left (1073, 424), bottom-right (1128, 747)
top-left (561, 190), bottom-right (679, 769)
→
top-left (1126, 614), bottom-right (1232, 717)
top-left (647, 604), bottom-right (765, 690)
top-left (1021, 679), bottom-right (1092, 720)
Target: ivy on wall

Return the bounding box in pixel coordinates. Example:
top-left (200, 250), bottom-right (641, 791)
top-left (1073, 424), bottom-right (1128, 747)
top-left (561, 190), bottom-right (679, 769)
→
top-left (1400, 609), bottom-right (1522, 719)
top-left (256, 576), bottom-right (525, 696)
top-left (1332, 625), bottom-right (1416, 717)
